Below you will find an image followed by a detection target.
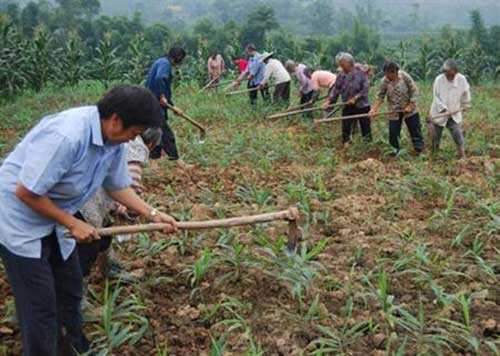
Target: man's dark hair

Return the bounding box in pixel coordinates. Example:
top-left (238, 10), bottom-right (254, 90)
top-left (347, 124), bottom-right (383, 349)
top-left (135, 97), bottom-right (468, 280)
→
top-left (383, 61), bottom-right (399, 74)
top-left (97, 85), bottom-right (161, 129)
top-left (167, 46), bottom-right (186, 64)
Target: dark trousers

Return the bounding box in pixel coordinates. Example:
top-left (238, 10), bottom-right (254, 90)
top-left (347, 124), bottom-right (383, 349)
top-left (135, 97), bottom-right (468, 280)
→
top-left (0, 233), bottom-right (89, 356)
top-left (150, 109), bottom-right (179, 160)
top-left (77, 239), bottom-right (112, 278)
top-left (342, 105), bottom-right (372, 143)
top-left (432, 118), bottom-right (465, 151)
top-left (389, 112), bottom-right (424, 152)
top-left (248, 81), bottom-right (269, 105)
top-left (300, 90), bottom-right (317, 118)
top-left (273, 81), bottom-right (290, 105)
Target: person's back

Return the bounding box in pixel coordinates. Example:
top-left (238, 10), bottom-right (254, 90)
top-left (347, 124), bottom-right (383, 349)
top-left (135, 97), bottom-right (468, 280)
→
top-left (311, 70), bottom-right (336, 91)
top-left (266, 58), bottom-right (291, 84)
top-left (145, 57), bottom-right (172, 99)
top-left (295, 64), bottom-right (314, 94)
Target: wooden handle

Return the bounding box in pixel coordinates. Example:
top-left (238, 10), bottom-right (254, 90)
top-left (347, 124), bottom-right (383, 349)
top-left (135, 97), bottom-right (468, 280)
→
top-left (315, 110), bottom-right (404, 124)
top-left (226, 83), bottom-right (277, 96)
top-left (267, 103), bottom-right (344, 120)
top-left (166, 104), bottom-right (207, 139)
top-left (428, 110), bottom-right (462, 121)
top-left (199, 76), bottom-right (220, 92)
top-left (97, 207), bottom-right (300, 236)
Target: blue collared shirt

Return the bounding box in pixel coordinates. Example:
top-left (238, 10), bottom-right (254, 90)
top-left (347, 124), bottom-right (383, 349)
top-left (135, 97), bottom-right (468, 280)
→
top-left (248, 54), bottom-right (266, 86)
top-left (145, 57), bottom-right (174, 105)
top-left (0, 106), bottom-right (132, 260)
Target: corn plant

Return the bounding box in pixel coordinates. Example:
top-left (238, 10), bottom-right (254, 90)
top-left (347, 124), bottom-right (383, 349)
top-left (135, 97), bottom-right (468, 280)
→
top-left (309, 322), bottom-right (368, 355)
top-left (125, 32), bottom-right (150, 85)
top-left (391, 302), bottom-right (456, 354)
top-left (26, 25), bottom-right (55, 91)
top-left (202, 297), bottom-right (250, 323)
top-left (93, 32), bottom-right (122, 88)
top-left (91, 281), bottom-right (149, 355)
top-left (216, 240), bottom-right (257, 284)
top-left (209, 335), bottom-right (226, 356)
top-left (259, 243), bottom-right (326, 307)
top-left (182, 248), bottom-right (217, 298)
top-left (0, 21), bottom-right (29, 96)
top-left (58, 31), bottom-right (88, 87)
top-left (430, 186), bottom-right (462, 229)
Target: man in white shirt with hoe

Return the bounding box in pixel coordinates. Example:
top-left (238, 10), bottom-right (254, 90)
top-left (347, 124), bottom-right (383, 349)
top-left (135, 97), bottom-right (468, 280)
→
top-left (429, 59), bottom-right (471, 158)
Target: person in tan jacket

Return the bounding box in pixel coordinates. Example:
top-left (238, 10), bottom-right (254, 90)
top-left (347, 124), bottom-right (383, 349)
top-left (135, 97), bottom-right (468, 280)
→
top-left (207, 52), bottom-right (226, 89)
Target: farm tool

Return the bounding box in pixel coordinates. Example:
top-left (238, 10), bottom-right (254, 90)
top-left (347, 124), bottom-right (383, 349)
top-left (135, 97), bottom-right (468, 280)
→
top-left (225, 83), bottom-right (278, 96)
top-left (166, 103), bottom-right (207, 143)
top-left (266, 102), bottom-right (345, 120)
top-left (199, 75), bottom-right (227, 93)
top-left (98, 207), bottom-right (302, 252)
top-left (314, 110), bottom-right (406, 124)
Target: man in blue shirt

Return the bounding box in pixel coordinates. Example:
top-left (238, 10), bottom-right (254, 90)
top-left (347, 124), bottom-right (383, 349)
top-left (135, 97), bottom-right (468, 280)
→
top-left (0, 85), bottom-right (178, 355)
top-left (234, 44), bottom-right (270, 105)
top-left (145, 46), bottom-right (187, 162)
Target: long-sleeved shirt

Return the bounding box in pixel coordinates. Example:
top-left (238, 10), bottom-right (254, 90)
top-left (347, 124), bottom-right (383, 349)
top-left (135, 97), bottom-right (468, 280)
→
top-left (430, 73), bottom-right (471, 126)
top-left (328, 67), bottom-right (370, 109)
top-left (0, 106), bottom-right (131, 259)
top-left (377, 70), bottom-right (419, 120)
top-left (310, 70), bottom-right (336, 91)
top-left (263, 58), bottom-right (291, 85)
top-left (207, 55), bottom-right (225, 79)
top-left (145, 57), bottom-right (174, 105)
top-left (247, 54), bottom-right (266, 86)
top-left (295, 64), bottom-right (314, 94)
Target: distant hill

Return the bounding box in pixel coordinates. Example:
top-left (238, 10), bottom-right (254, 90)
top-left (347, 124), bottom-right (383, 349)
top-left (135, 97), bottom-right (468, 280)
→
top-left (100, 0), bottom-right (500, 32)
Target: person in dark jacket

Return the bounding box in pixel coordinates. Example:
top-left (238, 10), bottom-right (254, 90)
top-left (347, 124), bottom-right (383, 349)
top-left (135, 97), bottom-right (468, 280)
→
top-left (145, 46), bottom-right (187, 164)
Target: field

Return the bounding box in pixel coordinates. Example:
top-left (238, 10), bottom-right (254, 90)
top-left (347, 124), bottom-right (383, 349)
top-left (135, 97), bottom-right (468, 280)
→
top-left (0, 81), bottom-right (499, 355)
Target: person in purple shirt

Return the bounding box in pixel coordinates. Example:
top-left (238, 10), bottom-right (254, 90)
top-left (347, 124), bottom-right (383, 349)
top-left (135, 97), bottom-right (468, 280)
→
top-left (322, 52), bottom-right (372, 147)
top-left (0, 85), bottom-right (178, 355)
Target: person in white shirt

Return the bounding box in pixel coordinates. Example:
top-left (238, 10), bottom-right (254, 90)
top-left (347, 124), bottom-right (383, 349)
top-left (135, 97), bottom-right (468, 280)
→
top-left (429, 59), bottom-right (471, 158)
top-left (259, 52), bottom-right (292, 105)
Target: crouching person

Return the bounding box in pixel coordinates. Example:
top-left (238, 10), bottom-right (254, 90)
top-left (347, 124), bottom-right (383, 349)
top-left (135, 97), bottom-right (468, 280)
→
top-left (370, 61), bottom-right (424, 155)
top-left (77, 128), bottom-right (162, 284)
top-left (0, 85), bottom-right (177, 356)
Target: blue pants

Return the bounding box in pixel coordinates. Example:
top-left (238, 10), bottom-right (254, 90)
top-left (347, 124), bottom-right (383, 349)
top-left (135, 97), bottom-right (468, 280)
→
top-left (0, 232), bottom-right (89, 356)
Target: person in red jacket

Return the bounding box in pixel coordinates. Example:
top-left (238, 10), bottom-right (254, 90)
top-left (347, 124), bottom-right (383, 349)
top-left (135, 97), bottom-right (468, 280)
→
top-left (233, 58), bottom-right (248, 74)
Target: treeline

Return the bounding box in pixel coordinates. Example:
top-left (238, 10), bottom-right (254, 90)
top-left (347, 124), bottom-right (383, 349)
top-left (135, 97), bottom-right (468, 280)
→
top-left (0, 1), bottom-right (499, 98)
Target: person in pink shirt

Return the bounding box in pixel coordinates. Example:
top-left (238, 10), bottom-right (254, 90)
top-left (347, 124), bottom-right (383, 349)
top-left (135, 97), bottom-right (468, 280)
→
top-left (310, 70), bottom-right (337, 94)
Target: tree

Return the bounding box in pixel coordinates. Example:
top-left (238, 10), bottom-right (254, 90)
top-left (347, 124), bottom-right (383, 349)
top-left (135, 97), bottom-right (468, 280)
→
top-left (55, 0), bottom-right (100, 19)
top-left (20, 1), bottom-right (41, 36)
top-left (469, 9), bottom-right (488, 49)
top-left (0, 1), bottom-right (20, 24)
top-left (193, 17), bottom-right (217, 40)
top-left (303, 0), bottom-right (336, 36)
top-left (241, 5), bottom-right (279, 49)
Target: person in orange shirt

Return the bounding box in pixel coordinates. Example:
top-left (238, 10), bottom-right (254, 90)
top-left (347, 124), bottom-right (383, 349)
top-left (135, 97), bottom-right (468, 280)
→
top-left (207, 52), bottom-right (226, 89)
top-left (310, 70), bottom-right (337, 95)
